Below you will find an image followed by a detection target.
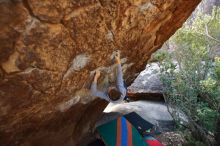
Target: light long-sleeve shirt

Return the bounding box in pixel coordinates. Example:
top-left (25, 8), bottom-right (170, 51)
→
top-left (91, 64), bottom-right (126, 103)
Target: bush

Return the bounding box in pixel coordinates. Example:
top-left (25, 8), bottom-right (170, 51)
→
top-left (156, 7), bottom-right (220, 146)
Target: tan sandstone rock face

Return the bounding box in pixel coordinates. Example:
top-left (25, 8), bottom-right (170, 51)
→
top-left (0, 0), bottom-right (200, 146)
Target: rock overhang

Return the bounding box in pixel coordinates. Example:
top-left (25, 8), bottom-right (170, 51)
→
top-left (0, 0), bottom-right (201, 145)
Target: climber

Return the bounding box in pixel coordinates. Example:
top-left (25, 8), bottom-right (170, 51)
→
top-left (90, 51), bottom-right (127, 103)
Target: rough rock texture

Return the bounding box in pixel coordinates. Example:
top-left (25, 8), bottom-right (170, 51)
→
top-left (0, 0), bottom-right (200, 146)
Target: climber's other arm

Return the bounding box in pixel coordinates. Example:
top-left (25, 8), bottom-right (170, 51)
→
top-left (115, 52), bottom-right (126, 97)
top-left (90, 70), bottom-right (108, 100)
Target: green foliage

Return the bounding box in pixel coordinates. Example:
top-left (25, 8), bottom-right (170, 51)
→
top-left (200, 77), bottom-right (217, 92)
top-left (184, 138), bottom-right (205, 146)
top-left (215, 57), bottom-right (220, 79)
top-left (197, 105), bottom-right (220, 132)
top-left (183, 141), bottom-right (205, 146)
top-left (150, 49), bottom-right (170, 63)
top-left (156, 6), bottom-right (220, 145)
top-left (182, 130), bottom-right (205, 146)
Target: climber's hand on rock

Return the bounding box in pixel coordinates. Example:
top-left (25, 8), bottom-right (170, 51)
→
top-left (94, 70), bottom-right (101, 80)
top-left (115, 51), bottom-right (121, 64)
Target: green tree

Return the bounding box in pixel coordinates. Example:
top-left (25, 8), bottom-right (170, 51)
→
top-left (156, 7), bottom-right (220, 146)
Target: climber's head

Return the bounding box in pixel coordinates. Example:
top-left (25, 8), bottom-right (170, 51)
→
top-left (108, 86), bottom-right (121, 101)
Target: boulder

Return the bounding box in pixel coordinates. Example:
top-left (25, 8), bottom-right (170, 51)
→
top-left (0, 0), bottom-right (200, 145)
top-left (101, 101), bottom-right (174, 131)
top-left (128, 63), bottom-right (164, 101)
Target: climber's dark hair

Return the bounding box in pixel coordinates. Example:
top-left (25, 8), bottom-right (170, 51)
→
top-left (108, 88), bottom-right (121, 101)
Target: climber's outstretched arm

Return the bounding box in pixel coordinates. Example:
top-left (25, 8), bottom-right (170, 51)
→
top-left (91, 70), bottom-right (108, 100)
top-left (115, 52), bottom-right (126, 97)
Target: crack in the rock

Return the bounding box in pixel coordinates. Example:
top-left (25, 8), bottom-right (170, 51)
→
top-left (25, 80), bottom-right (46, 95)
top-left (22, 0), bottom-right (43, 22)
top-left (97, 0), bottom-right (104, 7)
top-left (22, 0), bottom-right (60, 25)
top-left (0, 66), bottom-right (5, 81)
top-left (7, 66), bottom-right (60, 77)
top-left (31, 65), bottom-right (60, 73)
top-left (22, 0), bottom-right (74, 29)
top-left (5, 66), bottom-right (60, 95)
